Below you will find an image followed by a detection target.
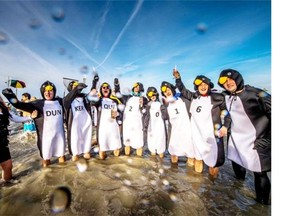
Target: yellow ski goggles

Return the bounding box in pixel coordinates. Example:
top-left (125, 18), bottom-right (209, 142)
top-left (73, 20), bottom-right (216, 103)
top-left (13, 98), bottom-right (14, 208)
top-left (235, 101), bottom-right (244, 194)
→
top-left (45, 85), bottom-right (54, 91)
top-left (218, 76), bottom-right (228, 85)
top-left (194, 78), bottom-right (203, 86)
top-left (147, 91), bottom-right (154, 97)
top-left (161, 86), bottom-right (167, 92)
top-left (72, 81), bottom-right (79, 87)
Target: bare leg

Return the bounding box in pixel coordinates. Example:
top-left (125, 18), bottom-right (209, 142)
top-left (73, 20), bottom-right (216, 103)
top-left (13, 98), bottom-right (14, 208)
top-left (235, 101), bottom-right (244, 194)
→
top-left (1, 159), bottom-right (13, 181)
top-left (114, 149), bottom-right (120, 157)
top-left (187, 158), bottom-right (195, 167)
top-left (125, 146), bottom-right (130, 156)
top-left (171, 155), bottom-right (178, 164)
top-left (194, 160), bottom-right (204, 173)
top-left (136, 148), bottom-right (143, 156)
top-left (83, 153), bottom-right (91, 159)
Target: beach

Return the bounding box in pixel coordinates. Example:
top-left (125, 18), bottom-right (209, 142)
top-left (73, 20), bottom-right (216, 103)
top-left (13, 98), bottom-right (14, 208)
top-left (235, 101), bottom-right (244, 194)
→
top-left (0, 122), bottom-right (271, 216)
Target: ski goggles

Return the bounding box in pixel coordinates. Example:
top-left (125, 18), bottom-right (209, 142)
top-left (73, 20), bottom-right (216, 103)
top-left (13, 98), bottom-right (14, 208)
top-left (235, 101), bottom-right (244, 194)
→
top-left (147, 91), bottom-right (157, 97)
top-left (218, 76), bottom-right (228, 85)
top-left (161, 86), bottom-right (167, 92)
top-left (194, 78), bottom-right (203, 86)
top-left (45, 85), bottom-right (54, 91)
top-left (72, 81), bottom-right (79, 87)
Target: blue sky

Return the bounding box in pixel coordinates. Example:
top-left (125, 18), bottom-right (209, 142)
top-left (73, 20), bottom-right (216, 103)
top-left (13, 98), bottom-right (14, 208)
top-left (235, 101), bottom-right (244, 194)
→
top-left (0, 0), bottom-right (271, 98)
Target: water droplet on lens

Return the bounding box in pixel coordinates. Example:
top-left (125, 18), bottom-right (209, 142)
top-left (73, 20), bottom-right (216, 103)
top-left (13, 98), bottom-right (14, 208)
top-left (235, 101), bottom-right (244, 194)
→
top-left (76, 158), bottom-right (88, 172)
top-left (221, 110), bottom-right (228, 117)
top-left (10, 98), bottom-right (17, 103)
top-left (80, 65), bottom-right (89, 74)
top-left (114, 172), bottom-right (121, 178)
top-left (214, 123), bottom-right (221, 130)
top-left (162, 179), bottom-right (169, 186)
top-left (58, 47), bottom-right (66, 55)
top-left (93, 146), bottom-right (99, 153)
top-left (50, 186), bottom-right (71, 213)
top-left (0, 31), bottom-right (9, 45)
top-left (259, 91), bottom-right (268, 97)
top-left (169, 193), bottom-right (178, 202)
top-left (117, 104), bottom-right (125, 111)
top-left (196, 22), bottom-right (207, 34)
top-left (123, 179), bottom-right (131, 186)
top-left (29, 18), bottom-right (42, 29)
top-left (51, 7), bottom-right (65, 22)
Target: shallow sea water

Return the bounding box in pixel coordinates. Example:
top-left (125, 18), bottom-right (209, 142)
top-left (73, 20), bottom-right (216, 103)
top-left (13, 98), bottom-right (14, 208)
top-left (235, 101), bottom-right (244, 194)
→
top-left (0, 124), bottom-right (271, 216)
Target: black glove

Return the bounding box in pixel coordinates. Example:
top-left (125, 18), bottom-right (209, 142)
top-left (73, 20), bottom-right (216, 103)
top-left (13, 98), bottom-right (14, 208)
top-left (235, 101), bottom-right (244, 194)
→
top-left (2, 88), bottom-right (18, 103)
top-left (91, 73), bottom-right (99, 89)
top-left (114, 78), bottom-right (120, 93)
top-left (2, 88), bottom-right (14, 95)
top-left (94, 73), bottom-right (99, 82)
top-left (114, 78), bottom-right (119, 86)
top-left (77, 83), bottom-right (88, 90)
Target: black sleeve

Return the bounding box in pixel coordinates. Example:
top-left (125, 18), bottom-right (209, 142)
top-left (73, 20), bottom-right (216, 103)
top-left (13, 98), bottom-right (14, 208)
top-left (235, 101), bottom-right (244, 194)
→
top-left (175, 78), bottom-right (195, 100)
top-left (247, 85), bottom-right (271, 120)
top-left (160, 104), bottom-right (169, 121)
top-left (91, 74), bottom-right (99, 90)
top-left (259, 92), bottom-right (271, 120)
top-left (143, 102), bottom-right (151, 131)
top-left (114, 78), bottom-right (120, 93)
top-left (218, 93), bottom-right (232, 128)
top-left (2, 88), bottom-right (37, 113)
top-left (63, 83), bottom-right (87, 111)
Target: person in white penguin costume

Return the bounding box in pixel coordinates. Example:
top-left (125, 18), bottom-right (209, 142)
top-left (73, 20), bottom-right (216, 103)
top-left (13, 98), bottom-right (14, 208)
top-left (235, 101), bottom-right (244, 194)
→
top-left (89, 81), bottom-right (123, 159)
top-left (64, 80), bottom-right (93, 162)
top-left (218, 69), bottom-right (271, 205)
top-left (159, 81), bottom-right (194, 166)
top-left (143, 87), bottom-right (167, 158)
top-left (174, 70), bottom-right (231, 177)
top-left (114, 80), bottom-right (148, 156)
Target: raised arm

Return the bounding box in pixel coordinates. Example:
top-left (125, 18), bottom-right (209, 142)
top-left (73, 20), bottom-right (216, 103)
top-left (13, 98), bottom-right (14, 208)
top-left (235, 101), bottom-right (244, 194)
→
top-left (2, 88), bottom-right (37, 113)
top-left (173, 70), bottom-right (195, 100)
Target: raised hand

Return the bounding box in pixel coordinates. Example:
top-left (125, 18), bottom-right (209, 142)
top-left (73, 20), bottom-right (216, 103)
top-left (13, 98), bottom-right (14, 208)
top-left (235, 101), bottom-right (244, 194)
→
top-left (173, 69), bottom-right (180, 79)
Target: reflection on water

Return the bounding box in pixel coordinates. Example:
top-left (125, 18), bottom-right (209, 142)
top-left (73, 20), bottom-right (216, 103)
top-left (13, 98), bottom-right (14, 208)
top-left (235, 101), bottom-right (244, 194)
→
top-left (0, 130), bottom-right (271, 216)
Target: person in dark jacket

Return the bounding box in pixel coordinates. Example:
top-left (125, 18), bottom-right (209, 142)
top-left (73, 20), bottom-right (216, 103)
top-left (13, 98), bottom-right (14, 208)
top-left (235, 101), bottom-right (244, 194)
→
top-left (218, 68), bottom-right (271, 205)
top-left (0, 95), bottom-right (37, 182)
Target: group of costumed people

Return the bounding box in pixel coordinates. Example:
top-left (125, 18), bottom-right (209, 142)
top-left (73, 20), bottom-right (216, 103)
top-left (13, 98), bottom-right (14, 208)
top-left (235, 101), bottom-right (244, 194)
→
top-left (0, 68), bottom-right (271, 205)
